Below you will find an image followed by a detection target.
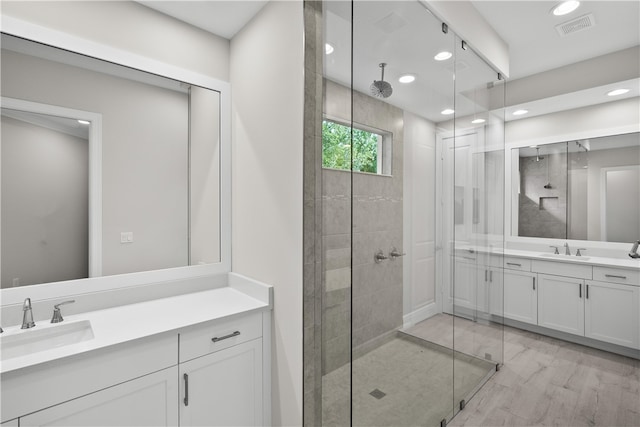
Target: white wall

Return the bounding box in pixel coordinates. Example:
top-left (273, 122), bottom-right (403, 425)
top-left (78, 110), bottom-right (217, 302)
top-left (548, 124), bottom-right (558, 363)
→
top-left (506, 97), bottom-right (640, 146)
top-left (230, 1), bottom-right (304, 425)
top-left (1, 116), bottom-right (89, 287)
top-left (1, 1), bottom-right (230, 82)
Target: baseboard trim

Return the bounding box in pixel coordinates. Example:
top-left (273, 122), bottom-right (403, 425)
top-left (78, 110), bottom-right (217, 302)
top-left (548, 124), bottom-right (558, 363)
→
top-left (403, 302), bottom-right (439, 329)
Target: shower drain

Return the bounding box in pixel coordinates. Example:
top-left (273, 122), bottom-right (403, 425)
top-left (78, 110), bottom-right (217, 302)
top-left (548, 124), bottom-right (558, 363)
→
top-left (369, 389), bottom-right (386, 399)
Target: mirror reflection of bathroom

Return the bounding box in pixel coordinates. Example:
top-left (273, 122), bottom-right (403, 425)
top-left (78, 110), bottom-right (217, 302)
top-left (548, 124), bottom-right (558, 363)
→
top-left (1, 108), bottom-right (90, 287)
top-left (1, 33), bottom-right (222, 288)
top-left (513, 132), bottom-right (640, 242)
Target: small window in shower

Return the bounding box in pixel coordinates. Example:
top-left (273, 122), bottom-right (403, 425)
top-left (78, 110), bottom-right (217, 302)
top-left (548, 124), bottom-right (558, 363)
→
top-left (322, 118), bottom-right (392, 175)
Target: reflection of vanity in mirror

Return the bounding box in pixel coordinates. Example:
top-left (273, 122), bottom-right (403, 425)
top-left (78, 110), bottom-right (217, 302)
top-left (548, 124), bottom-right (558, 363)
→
top-left (511, 132), bottom-right (640, 243)
top-left (1, 34), bottom-right (221, 288)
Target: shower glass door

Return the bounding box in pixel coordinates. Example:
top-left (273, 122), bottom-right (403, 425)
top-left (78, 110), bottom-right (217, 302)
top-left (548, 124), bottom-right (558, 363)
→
top-left (450, 34), bottom-right (505, 419)
top-left (349, 2), bottom-right (457, 425)
top-left (318, 1), bottom-right (505, 425)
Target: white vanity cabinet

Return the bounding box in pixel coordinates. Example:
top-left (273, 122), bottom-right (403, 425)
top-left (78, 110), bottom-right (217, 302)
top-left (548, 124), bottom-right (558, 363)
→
top-left (20, 368), bottom-right (179, 427)
top-left (451, 255), bottom-right (482, 316)
top-left (1, 285), bottom-right (273, 427)
top-left (537, 274), bottom-right (585, 335)
top-left (585, 280), bottom-right (640, 349)
top-left (178, 312), bottom-right (264, 427)
top-left (503, 270), bottom-right (537, 325)
top-left (180, 339), bottom-right (263, 426)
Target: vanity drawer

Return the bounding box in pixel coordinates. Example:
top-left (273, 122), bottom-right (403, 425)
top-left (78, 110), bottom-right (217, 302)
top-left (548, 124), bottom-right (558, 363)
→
top-left (179, 312), bottom-right (262, 363)
top-left (593, 267), bottom-right (640, 286)
top-left (531, 259), bottom-right (592, 279)
top-left (501, 256), bottom-right (531, 272)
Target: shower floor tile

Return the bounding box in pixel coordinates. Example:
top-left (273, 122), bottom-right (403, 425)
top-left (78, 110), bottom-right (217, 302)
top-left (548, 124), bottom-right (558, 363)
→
top-left (321, 333), bottom-right (495, 427)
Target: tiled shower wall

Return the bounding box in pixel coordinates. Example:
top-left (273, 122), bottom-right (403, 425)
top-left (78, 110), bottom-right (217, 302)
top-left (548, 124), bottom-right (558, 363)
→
top-left (302, 1), bottom-right (323, 425)
top-left (322, 79), bottom-right (404, 375)
top-left (518, 153), bottom-right (568, 238)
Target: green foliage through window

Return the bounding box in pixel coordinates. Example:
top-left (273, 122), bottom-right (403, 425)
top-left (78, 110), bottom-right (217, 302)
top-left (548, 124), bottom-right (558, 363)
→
top-left (322, 120), bottom-right (379, 173)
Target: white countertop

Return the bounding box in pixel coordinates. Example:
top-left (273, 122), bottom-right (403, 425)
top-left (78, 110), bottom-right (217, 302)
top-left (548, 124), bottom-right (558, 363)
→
top-left (456, 246), bottom-right (640, 270)
top-left (0, 285), bottom-right (270, 374)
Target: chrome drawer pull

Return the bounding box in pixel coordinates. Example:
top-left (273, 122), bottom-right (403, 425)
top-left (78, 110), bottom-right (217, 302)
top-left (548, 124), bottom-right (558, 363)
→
top-left (506, 262), bottom-right (522, 267)
top-left (183, 373), bottom-right (189, 406)
top-left (212, 331), bottom-right (241, 343)
top-left (605, 274), bottom-right (627, 280)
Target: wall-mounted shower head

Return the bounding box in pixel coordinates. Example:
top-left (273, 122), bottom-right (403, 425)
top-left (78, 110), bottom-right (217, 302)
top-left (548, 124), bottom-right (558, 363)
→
top-left (370, 63), bottom-right (393, 98)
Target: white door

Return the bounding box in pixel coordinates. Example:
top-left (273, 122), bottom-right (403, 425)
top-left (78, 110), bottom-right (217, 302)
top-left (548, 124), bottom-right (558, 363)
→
top-left (438, 132), bottom-right (480, 315)
top-left (503, 270), bottom-right (537, 325)
top-left (180, 338), bottom-right (263, 427)
top-left (538, 274), bottom-right (585, 335)
top-left (449, 258), bottom-right (479, 318)
top-left (20, 368), bottom-right (178, 427)
top-left (585, 280), bottom-right (640, 349)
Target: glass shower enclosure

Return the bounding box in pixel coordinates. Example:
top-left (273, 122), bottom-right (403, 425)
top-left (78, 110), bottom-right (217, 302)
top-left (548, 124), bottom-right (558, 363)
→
top-left (313, 1), bottom-right (506, 425)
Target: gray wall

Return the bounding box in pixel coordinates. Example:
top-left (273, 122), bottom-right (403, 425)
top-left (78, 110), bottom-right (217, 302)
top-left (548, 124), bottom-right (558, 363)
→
top-left (2, 49), bottom-right (189, 276)
top-left (1, 116), bottom-right (89, 287)
top-left (322, 79), bottom-right (404, 374)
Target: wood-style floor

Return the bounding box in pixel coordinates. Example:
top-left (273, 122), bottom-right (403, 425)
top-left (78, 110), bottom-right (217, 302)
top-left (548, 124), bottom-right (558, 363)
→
top-left (417, 316), bottom-right (640, 427)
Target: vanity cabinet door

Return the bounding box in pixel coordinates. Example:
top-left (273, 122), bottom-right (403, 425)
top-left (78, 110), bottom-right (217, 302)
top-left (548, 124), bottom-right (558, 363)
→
top-left (451, 258), bottom-right (480, 318)
top-left (585, 280), bottom-right (640, 349)
top-left (538, 274), bottom-right (585, 335)
top-left (503, 270), bottom-right (537, 325)
top-left (20, 367), bottom-right (178, 427)
top-left (179, 338), bottom-right (263, 427)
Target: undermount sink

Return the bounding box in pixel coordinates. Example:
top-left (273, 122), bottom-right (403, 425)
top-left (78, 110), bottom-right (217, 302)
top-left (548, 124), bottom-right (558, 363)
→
top-left (1, 319), bottom-right (94, 361)
top-left (540, 253), bottom-right (591, 261)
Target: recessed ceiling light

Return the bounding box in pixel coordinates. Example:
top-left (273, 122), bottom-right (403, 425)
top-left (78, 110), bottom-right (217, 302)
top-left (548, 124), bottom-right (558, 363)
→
top-left (434, 51), bottom-right (452, 61)
top-left (552, 1), bottom-right (580, 16)
top-left (325, 43), bottom-right (334, 55)
top-left (441, 108), bottom-right (455, 115)
top-left (607, 88), bottom-right (629, 96)
top-left (513, 109), bottom-right (528, 116)
top-left (77, 119), bottom-right (90, 125)
top-left (471, 118), bottom-right (485, 124)
top-left (398, 74), bottom-right (416, 84)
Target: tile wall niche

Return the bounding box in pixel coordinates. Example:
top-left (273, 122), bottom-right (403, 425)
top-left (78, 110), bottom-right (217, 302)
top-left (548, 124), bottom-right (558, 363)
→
top-left (518, 152), bottom-right (568, 238)
top-left (322, 79), bottom-right (404, 375)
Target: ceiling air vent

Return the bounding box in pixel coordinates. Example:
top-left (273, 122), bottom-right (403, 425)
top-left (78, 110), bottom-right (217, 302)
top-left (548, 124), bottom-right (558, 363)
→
top-left (556, 13), bottom-right (595, 37)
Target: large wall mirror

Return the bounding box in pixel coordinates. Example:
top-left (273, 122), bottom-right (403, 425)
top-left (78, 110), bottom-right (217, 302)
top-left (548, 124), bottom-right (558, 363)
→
top-left (511, 132), bottom-right (640, 243)
top-left (1, 33), bottom-right (223, 288)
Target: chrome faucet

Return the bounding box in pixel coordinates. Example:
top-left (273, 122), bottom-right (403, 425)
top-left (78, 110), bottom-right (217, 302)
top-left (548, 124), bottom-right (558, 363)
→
top-left (630, 240), bottom-right (640, 259)
top-left (21, 298), bottom-right (36, 329)
top-left (51, 300), bottom-right (75, 323)
top-left (564, 242), bottom-right (571, 256)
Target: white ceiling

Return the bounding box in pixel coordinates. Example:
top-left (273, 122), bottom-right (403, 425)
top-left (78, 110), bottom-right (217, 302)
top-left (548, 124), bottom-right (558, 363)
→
top-left (471, 1), bottom-right (640, 80)
top-left (136, 1), bottom-right (268, 39)
top-left (137, 0), bottom-right (639, 122)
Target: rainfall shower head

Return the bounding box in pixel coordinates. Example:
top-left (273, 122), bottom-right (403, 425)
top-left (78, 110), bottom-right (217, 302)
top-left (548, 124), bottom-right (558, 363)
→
top-left (370, 63), bottom-right (393, 98)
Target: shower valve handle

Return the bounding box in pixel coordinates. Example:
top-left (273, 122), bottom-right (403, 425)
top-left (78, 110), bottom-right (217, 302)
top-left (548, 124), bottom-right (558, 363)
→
top-left (374, 250), bottom-right (388, 263)
top-left (389, 247), bottom-right (406, 259)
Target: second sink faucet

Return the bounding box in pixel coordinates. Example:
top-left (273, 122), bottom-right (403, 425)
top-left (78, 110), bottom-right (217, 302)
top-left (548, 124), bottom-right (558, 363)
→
top-left (21, 298), bottom-right (35, 329)
top-left (564, 242), bottom-right (571, 256)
